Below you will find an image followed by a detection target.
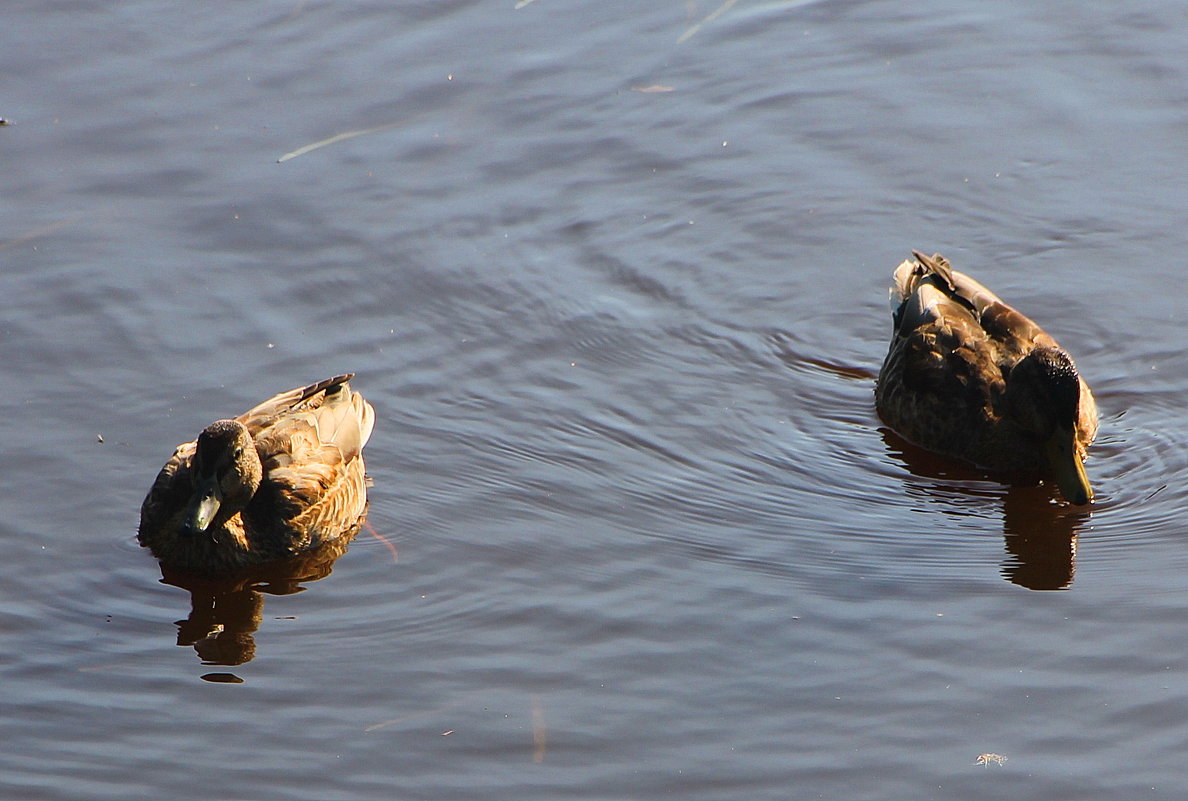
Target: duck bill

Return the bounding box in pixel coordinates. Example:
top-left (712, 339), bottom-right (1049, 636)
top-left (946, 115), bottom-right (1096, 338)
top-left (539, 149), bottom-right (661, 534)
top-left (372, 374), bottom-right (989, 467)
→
top-left (183, 475), bottom-right (223, 534)
top-left (1044, 426), bottom-right (1093, 506)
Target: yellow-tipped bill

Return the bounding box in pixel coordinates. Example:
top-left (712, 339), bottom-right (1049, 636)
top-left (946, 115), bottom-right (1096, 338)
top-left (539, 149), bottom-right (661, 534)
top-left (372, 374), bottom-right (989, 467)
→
top-left (1044, 426), bottom-right (1093, 505)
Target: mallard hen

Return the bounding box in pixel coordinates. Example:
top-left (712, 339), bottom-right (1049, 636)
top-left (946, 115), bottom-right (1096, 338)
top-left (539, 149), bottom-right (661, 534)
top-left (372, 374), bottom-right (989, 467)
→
top-left (139, 374), bottom-right (375, 573)
top-left (875, 252), bottom-right (1097, 504)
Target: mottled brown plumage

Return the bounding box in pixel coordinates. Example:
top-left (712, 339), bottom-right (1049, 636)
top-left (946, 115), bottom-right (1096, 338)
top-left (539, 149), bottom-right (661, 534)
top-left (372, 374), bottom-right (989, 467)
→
top-left (875, 252), bottom-right (1097, 504)
top-left (139, 374), bottom-right (375, 574)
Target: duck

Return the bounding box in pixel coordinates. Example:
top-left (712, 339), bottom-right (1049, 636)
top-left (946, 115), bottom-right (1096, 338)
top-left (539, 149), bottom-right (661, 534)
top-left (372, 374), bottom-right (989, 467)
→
top-left (875, 252), bottom-right (1097, 504)
top-left (139, 374), bottom-right (376, 574)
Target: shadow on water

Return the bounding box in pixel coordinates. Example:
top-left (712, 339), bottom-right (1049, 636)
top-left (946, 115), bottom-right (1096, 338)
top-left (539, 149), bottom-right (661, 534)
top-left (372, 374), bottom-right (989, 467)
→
top-left (153, 532), bottom-right (359, 676)
top-left (880, 429), bottom-right (1089, 591)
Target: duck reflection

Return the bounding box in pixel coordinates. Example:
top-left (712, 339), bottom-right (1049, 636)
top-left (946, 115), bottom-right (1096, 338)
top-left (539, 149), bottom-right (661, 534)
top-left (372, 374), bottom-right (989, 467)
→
top-left (156, 531), bottom-right (357, 666)
top-left (880, 428), bottom-right (1088, 590)
top-left (1000, 486), bottom-right (1085, 590)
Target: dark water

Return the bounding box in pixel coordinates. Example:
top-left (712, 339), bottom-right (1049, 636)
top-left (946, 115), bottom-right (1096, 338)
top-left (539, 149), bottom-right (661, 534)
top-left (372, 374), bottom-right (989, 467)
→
top-left (4, 1), bottom-right (1188, 799)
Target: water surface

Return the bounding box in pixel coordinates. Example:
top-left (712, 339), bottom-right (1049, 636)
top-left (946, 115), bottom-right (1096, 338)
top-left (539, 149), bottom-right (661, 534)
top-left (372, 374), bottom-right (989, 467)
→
top-left (4, 2), bottom-right (1188, 799)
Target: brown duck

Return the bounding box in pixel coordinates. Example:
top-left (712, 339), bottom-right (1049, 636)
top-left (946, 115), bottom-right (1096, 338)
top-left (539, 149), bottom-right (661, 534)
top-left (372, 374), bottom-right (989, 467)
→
top-left (139, 374), bottom-right (376, 574)
top-left (875, 252), bottom-right (1097, 504)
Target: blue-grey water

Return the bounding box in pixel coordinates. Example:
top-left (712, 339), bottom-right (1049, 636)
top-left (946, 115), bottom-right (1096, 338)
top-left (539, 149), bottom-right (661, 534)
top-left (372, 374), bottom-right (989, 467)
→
top-left (4, 2), bottom-right (1188, 799)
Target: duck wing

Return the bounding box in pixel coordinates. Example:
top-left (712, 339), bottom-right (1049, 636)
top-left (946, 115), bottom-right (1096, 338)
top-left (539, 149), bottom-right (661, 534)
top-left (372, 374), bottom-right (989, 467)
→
top-left (883, 253), bottom-right (1005, 421)
top-left (235, 373), bottom-right (356, 436)
top-left (248, 376), bottom-right (374, 536)
top-left (895, 252), bottom-right (1057, 360)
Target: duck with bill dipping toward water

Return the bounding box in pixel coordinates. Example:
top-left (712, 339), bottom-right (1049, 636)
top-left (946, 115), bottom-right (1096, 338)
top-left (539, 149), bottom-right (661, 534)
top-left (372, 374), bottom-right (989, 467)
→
top-left (875, 252), bottom-right (1097, 505)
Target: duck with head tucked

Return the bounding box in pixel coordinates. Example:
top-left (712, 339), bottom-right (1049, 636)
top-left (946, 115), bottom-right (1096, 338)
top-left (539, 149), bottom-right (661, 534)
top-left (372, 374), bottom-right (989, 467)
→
top-left (875, 252), bottom-right (1097, 504)
top-left (139, 374), bottom-right (375, 574)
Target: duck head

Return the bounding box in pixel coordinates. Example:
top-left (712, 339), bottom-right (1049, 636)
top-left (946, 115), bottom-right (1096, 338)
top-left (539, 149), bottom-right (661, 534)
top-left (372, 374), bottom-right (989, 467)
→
top-left (1006, 346), bottom-right (1093, 505)
top-left (183, 420), bottom-right (263, 534)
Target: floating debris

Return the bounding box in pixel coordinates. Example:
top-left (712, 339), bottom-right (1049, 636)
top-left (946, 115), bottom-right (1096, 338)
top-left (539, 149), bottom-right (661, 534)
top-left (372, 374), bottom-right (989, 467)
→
top-left (678, 0), bottom-right (740, 43)
top-left (277, 121), bottom-right (402, 163)
top-left (1, 215), bottom-right (86, 253)
top-left (974, 753), bottom-right (1007, 767)
top-left (532, 697), bottom-right (547, 763)
top-left (365, 697), bottom-right (468, 732)
top-left (365, 519), bottom-right (399, 563)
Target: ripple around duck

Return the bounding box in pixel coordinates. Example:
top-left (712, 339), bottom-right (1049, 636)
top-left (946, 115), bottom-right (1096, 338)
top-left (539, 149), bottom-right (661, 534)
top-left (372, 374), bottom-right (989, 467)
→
top-left (745, 306), bottom-right (1158, 593)
top-left (1073, 396), bottom-right (1188, 567)
top-left (510, 309), bottom-right (1012, 595)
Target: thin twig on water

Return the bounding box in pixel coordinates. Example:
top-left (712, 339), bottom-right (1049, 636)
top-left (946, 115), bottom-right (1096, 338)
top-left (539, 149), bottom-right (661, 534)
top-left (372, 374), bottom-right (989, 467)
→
top-left (277, 122), bottom-right (402, 163)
